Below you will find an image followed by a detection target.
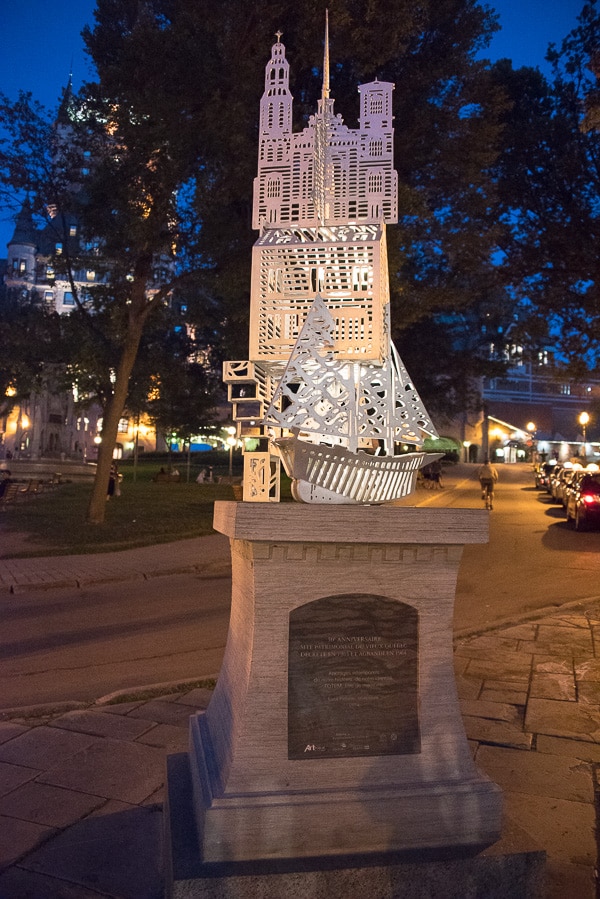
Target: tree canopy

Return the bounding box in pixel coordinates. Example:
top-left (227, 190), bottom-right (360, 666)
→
top-left (490, 0), bottom-right (600, 376)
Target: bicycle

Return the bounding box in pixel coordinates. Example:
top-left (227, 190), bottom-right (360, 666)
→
top-left (480, 479), bottom-right (495, 510)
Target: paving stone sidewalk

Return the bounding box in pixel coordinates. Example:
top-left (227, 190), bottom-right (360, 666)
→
top-left (0, 533), bottom-right (231, 594)
top-left (0, 600), bottom-right (597, 898)
top-left (0, 684), bottom-right (215, 899)
top-left (455, 599), bottom-right (600, 899)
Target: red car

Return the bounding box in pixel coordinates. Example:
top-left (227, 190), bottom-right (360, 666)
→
top-left (565, 471), bottom-right (600, 531)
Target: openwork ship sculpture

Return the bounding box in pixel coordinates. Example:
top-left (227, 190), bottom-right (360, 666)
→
top-left (223, 18), bottom-right (442, 504)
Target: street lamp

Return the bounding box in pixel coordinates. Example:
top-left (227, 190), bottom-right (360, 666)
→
top-left (579, 412), bottom-right (590, 458)
top-left (526, 422), bottom-right (536, 462)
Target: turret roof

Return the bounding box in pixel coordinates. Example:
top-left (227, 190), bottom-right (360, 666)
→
top-left (8, 199), bottom-right (38, 249)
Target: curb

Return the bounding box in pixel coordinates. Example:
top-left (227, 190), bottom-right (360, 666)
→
top-left (94, 674), bottom-right (219, 706)
top-left (0, 676), bottom-right (219, 722)
top-left (453, 592), bottom-right (600, 640)
top-left (0, 699), bottom-right (89, 722)
top-left (0, 560), bottom-right (232, 594)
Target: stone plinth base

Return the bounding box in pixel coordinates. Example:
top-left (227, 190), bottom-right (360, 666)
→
top-left (165, 753), bottom-right (546, 899)
top-left (174, 504), bottom-right (505, 870)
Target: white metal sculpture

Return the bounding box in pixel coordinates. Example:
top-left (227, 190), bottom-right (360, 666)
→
top-left (224, 16), bottom-right (442, 503)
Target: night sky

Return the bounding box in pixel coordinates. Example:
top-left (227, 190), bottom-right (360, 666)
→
top-left (0, 0), bottom-right (585, 253)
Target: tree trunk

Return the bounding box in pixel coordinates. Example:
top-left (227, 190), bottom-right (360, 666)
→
top-left (86, 279), bottom-right (152, 524)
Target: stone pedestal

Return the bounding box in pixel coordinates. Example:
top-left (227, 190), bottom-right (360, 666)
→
top-left (185, 503), bottom-right (502, 865)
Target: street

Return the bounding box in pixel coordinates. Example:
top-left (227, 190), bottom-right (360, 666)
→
top-left (0, 573), bottom-right (231, 709)
top-left (0, 462), bottom-right (599, 709)
top-left (415, 463), bottom-right (600, 633)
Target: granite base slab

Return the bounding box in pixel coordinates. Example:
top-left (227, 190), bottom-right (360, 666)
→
top-left (165, 753), bottom-right (546, 899)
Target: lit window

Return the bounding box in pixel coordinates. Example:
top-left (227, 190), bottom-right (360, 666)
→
top-left (118, 418), bottom-right (129, 433)
top-left (56, 242), bottom-right (63, 255)
top-left (46, 264), bottom-right (55, 279)
top-left (86, 270), bottom-right (95, 282)
top-left (69, 225), bottom-right (77, 237)
top-left (19, 259), bottom-right (27, 274)
top-left (63, 291), bottom-right (75, 306)
top-left (44, 290), bottom-right (54, 304)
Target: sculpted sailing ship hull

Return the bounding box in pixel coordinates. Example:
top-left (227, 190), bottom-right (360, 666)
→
top-left (275, 436), bottom-right (443, 504)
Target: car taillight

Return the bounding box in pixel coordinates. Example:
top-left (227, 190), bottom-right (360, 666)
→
top-left (582, 493), bottom-right (599, 504)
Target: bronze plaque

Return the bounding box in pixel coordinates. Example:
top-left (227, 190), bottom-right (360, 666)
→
top-left (288, 593), bottom-right (419, 759)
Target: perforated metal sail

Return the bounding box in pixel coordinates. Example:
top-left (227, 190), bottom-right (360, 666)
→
top-left (263, 296), bottom-right (438, 455)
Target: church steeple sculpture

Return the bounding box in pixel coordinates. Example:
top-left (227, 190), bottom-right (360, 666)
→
top-left (224, 21), bottom-right (439, 503)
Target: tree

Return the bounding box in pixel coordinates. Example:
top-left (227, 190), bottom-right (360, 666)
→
top-left (0, 5), bottom-right (219, 522)
top-left (490, 0), bottom-right (600, 376)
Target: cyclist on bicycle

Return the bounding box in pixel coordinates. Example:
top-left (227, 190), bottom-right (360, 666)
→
top-left (478, 458), bottom-right (499, 509)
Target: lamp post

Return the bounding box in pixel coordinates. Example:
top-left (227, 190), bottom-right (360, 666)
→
top-left (579, 412), bottom-right (590, 459)
top-left (526, 421), bottom-right (536, 463)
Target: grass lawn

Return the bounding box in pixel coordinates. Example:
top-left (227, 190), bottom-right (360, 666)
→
top-left (1, 458), bottom-right (292, 557)
top-left (2, 480), bottom-right (234, 556)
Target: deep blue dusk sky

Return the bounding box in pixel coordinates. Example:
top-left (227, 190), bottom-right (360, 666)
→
top-left (0, 0), bottom-right (586, 254)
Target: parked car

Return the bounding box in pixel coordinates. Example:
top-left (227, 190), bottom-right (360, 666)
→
top-left (551, 465), bottom-right (579, 506)
top-left (565, 470), bottom-right (600, 530)
top-left (546, 463), bottom-right (564, 496)
top-left (534, 462), bottom-right (555, 490)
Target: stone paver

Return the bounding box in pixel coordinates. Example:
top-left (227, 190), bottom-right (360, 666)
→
top-left (0, 814), bottom-right (54, 868)
top-left (39, 739), bottom-right (164, 804)
top-left (126, 698), bottom-right (197, 727)
top-left (0, 781), bottom-right (106, 828)
top-left (20, 804), bottom-right (163, 899)
top-left (455, 602), bottom-right (600, 898)
top-left (537, 734), bottom-right (600, 762)
top-left (50, 709), bottom-right (155, 741)
top-left (462, 716), bottom-right (534, 750)
top-left (525, 697), bottom-right (600, 741)
top-left (0, 760), bottom-right (39, 798)
top-left (0, 726), bottom-right (97, 770)
top-left (530, 671), bottom-right (577, 701)
top-left (0, 722), bottom-right (28, 744)
top-left (477, 744), bottom-right (595, 803)
top-left (135, 723), bottom-right (189, 751)
top-left (501, 792), bottom-right (597, 898)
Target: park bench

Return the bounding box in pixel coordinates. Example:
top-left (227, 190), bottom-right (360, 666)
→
top-left (0, 482), bottom-right (27, 509)
top-left (0, 476), bottom-right (62, 510)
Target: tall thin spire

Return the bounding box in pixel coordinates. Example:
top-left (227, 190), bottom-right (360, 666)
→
top-left (322, 10), bottom-right (330, 101)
